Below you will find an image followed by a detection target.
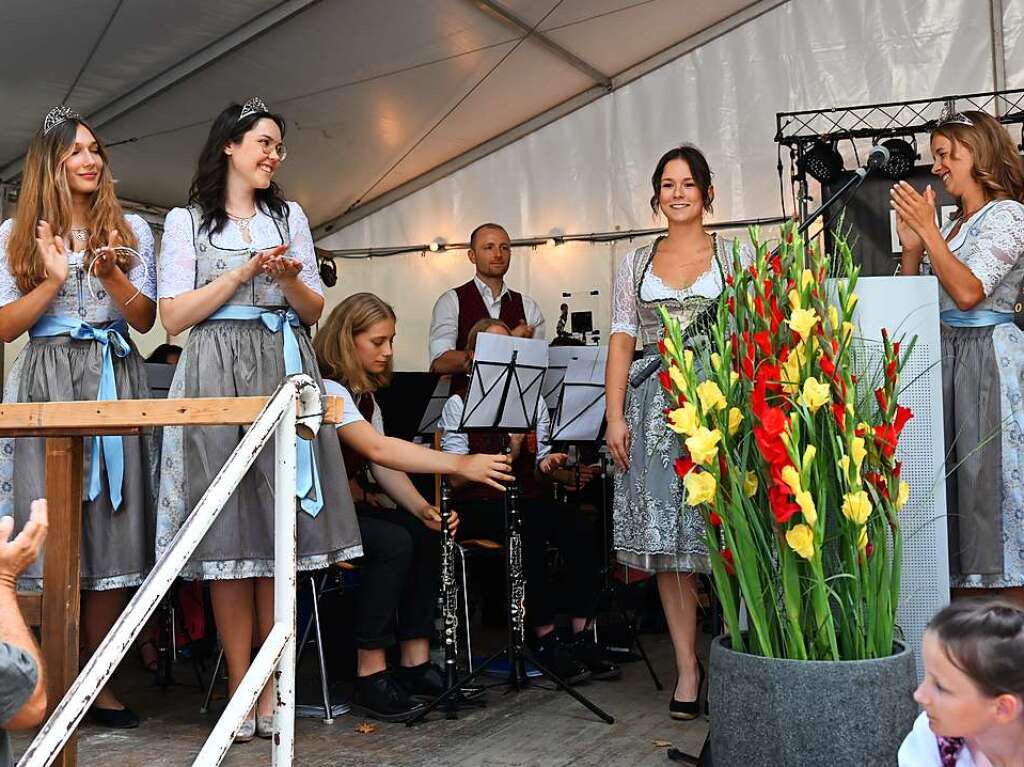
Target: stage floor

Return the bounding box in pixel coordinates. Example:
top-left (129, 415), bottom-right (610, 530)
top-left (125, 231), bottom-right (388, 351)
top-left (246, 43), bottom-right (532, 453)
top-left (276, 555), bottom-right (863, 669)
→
top-left (13, 630), bottom-right (709, 767)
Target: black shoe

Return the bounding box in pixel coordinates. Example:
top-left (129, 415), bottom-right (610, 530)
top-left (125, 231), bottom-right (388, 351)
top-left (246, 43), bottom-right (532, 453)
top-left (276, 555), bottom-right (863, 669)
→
top-left (669, 659), bottom-right (706, 721)
top-left (86, 705), bottom-right (140, 729)
top-left (532, 633), bottom-right (591, 685)
top-left (350, 670), bottom-right (425, 723)
top-left (392, 661), bottom-right (486, 701)
top-left (569, 632), bottom-right (622, 681)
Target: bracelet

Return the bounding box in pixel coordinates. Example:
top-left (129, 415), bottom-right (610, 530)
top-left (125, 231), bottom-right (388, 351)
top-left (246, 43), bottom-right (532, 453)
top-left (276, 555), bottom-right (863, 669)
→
top-left (124, 288), bottom-right (142, 306)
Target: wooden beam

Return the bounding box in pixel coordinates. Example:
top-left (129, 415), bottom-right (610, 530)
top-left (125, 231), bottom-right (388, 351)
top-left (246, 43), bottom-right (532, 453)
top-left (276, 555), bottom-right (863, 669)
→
top-left (42, 437), bottom-right (83, 767)
top-left (0, 394), bottom-right (343, 435)
top-left (16, 593), bottom-right (41, 626)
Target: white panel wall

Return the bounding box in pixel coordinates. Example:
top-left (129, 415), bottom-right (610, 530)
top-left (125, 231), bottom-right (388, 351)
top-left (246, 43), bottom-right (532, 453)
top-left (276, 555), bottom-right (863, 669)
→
top-left (320, 0), bottom-right (998, 371)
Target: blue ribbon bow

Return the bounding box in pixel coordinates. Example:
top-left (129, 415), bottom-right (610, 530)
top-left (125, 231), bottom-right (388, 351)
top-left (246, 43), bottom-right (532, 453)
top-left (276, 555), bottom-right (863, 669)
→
top-left (30, 316), bottom-right (131, 509)
top-left (207, 305), bottom-right (323, 516)
top-left (939, 309), bottom-right (1016, 328)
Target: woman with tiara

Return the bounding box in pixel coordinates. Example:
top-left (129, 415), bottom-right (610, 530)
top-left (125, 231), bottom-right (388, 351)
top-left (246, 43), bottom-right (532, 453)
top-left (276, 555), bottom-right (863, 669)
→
top-left (156, 98), bottom-right (361, 743)
top-left (0, 106), bottom-right (158, 728)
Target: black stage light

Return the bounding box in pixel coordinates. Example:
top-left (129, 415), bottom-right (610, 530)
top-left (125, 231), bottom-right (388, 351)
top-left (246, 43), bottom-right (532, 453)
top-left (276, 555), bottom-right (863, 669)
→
top-left (799, 139), bottom-right (844, 184)
top-left (878, 137), bottom-right (918, 180)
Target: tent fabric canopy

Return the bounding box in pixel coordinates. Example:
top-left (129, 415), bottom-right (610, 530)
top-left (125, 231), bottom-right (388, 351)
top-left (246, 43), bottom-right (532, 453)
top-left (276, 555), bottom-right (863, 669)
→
top-left (0, 0), bottom-right (768, 230)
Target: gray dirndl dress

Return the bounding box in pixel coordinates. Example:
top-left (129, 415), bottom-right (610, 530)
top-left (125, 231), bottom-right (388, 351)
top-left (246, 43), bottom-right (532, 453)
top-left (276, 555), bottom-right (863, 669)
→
top-left (155, 202), bottom-right (362, 580)
top-left (931, 199), bottom-right (1024, 588)
top-left (610, 235), bottom-right (752, 573)
top-left (0, 215), bottom-right (159, 591)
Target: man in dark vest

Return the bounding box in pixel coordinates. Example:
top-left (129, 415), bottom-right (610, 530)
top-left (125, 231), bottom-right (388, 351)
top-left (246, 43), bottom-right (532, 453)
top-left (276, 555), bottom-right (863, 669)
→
top-left (428, 223), bottom-right (546, 374)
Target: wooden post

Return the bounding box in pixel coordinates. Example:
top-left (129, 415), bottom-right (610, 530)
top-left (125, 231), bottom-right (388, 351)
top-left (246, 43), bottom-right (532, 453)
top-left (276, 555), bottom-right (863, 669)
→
top-left (42, 437), bottom-right (83, 767)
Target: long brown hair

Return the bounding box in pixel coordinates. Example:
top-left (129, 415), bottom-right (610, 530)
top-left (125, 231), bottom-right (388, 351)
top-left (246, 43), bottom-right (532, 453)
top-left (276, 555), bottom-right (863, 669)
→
top-left (932, 110), bottom-right (1024, 215)
top-left (7, 118), bottom-right (137, 293)
top-left (314, 292), bottom-right (396, 395)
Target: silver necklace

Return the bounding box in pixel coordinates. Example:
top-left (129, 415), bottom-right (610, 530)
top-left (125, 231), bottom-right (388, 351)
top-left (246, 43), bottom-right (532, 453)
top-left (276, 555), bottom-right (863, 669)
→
top-left (70, 228), bottom-right (89, 243)
top-left (226, 208), bottom-right (257, 244)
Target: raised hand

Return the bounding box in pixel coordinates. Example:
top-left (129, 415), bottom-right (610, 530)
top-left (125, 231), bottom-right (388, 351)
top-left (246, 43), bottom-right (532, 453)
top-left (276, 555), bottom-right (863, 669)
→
top-left (889, 181), bottom-right (938, 241)
top-left (0, 499), bottom-right (48, 588)
top-left (35, 221), bottom-right (68, 285)
top-left (90, 229), bottom-right (122, 279)
top-left (458, 452), bottom-right (514, 491)
top-left (510, 320), bottom-right (535, 338)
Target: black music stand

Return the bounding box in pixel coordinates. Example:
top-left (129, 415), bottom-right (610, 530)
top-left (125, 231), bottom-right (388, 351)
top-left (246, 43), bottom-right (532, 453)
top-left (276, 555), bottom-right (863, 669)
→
top-left (409, 334), bottom-right (613, 725)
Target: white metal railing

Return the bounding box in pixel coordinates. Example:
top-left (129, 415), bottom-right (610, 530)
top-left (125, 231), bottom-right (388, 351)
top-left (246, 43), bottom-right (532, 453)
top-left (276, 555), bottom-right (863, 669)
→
top-left (17, 374), bottom-right (324, 767)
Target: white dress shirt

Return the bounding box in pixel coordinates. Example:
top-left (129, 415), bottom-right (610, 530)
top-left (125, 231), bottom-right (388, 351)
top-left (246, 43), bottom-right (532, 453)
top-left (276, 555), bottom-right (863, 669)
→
top-left (428, 275), bottom-right (546, 362)
top-left (439, 394), bottom-right (552, 464)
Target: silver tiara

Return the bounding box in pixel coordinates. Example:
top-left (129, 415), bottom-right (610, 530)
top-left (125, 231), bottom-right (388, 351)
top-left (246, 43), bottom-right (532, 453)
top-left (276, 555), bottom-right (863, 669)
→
top-left (238, 97), bottom-right (269, 123)
top-left (42, 105), bottom-right (80, 136)
top-left (938, 99), bottom-right (973, 127)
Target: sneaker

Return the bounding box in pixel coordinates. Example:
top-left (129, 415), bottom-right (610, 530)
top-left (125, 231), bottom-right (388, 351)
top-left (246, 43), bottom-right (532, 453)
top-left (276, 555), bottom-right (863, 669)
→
top-left (349, 670), bottom-right (425, 723)
top-left (532, 633), bottom-right (591, 685)
top-left (393, 661), bottom-right (486, 701)
top-left (569, 632), bottom-right (622, 681)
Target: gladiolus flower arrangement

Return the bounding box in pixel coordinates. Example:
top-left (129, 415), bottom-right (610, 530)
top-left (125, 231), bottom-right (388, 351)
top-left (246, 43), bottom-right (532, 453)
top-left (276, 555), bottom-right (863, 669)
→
top-left (659, 225), bottom-right (914, 661)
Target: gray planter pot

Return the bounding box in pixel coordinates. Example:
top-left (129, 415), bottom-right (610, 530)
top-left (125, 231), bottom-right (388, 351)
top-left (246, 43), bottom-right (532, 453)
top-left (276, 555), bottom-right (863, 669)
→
top-left (709, 636), bottom-right (917, 766)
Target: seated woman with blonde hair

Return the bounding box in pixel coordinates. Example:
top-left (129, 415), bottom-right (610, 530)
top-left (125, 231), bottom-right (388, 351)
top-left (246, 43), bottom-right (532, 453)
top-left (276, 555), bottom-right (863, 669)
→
top-left (314, 292), bottom-right (510, 722)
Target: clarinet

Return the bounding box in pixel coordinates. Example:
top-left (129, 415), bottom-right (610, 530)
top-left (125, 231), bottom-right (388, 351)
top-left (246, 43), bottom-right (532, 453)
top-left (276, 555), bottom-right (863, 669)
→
top-left (507, 473), bottom-right (526, 645)
top-left (438, 476), bottom-right (460, 700)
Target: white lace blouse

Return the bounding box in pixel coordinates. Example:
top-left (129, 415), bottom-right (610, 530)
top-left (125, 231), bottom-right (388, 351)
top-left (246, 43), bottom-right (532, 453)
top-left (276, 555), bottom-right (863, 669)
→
top-left (0, 214), bottom-right (156, 324)
top-left (935, 199), bottom-right (1024, 314)
top-left (611, 238), bottom-right (754, 338)
top-left (158, 201), bottom-right (323, 299)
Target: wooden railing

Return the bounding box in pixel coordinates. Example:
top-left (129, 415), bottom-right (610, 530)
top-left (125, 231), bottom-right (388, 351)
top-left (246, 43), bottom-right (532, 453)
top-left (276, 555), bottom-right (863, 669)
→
top-left (0, 390), bottom-right (343, 767)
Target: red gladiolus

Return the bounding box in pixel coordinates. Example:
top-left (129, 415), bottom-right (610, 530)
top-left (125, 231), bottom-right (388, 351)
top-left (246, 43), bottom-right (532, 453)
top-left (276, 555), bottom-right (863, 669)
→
top-left (881, 327), bottom-right (889, 342)
top-left (726, 274), bottom-right (734, 286)
top-left (760, 406), bottom-right (788, 437)
top-left (865, 471), bottom-right (889, 500)
top-left (866, 541), bottom-right (875, 558)
top-left (721, 548), bottom-right (736, 576)
top-left (754, 330), bottom-right (772, 356)
top-left (678, 393), bottom-right (687, 407)
top-left (755, 426), bottom-right (790, 466)
top-left (658, 339), bottom-right (667, 356)
top-left (754, 295), bottom-right (766, 319)
top-left (710, 511), bottom-right (722, 527)
top-left (875, 388), bottom-right (888, 413)
top-left (658, 370), bottom-right (672, 392)
top-left (820, 355), bottom-right (836, 379)
top-left (770, 254), bottom-right (782, 275)
top-left (741, 355), bottom-right (754, 380)
top-left (894, 405), bottom-right (913, 435)
top-left (727, 297), bottom-right (736, 314)
top-left (886, 359), bottom-right (897, 382)
top-left (749, 266), bottom-right (758, 278)
top-left (893, 461), bottom-right (902, 478)
top-left (893, 342), bottom-right (901, 357)
top-left (769, 294), bottom-right (783, 333)
top-left (768, 483), bottom-right (800, 524)
top-left (831, 403), bottom-right (846, 430)
top-left (874, 423), bottom-right (898, 458)
top-left (674, 456), bottom-right (695, 479)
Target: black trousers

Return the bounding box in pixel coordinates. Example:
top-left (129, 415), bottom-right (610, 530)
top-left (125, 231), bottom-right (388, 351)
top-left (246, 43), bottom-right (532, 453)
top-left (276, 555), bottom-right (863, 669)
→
top-left (352, 503), bottom-right (440, 650)
top-left (455, 495), bottom-right (599, 629)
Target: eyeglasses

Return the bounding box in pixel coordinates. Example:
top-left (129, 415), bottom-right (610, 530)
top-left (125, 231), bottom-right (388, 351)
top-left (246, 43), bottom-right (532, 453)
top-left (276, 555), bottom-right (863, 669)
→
top-left (256, 137), bottom-right (288, 162)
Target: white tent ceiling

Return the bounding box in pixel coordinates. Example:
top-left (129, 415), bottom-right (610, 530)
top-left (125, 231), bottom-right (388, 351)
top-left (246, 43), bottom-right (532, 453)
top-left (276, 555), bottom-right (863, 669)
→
top-left (0, 0), bottom-right (773, 231)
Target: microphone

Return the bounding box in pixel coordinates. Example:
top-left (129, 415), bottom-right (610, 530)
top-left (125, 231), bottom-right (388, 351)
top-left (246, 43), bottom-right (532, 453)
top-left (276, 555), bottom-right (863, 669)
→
top-left (857, 144), bottom-right (890, 177)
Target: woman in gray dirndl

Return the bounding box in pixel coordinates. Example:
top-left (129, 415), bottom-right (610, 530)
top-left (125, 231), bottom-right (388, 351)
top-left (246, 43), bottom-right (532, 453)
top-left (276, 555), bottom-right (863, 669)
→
top-left (155, 99), bottom-right (360, 741)
top-left (892, 108), bottom-right (1024, 604)
top-left (605, 146), bottom-right (751, 721)
top-left (0, 108), bottom-right (158, 727)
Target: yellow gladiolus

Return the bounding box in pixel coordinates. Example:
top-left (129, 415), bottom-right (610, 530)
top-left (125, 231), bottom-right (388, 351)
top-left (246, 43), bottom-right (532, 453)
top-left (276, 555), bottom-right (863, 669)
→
top-left (795, 490), bottom-right (817, 526)
top-left (850, 436), bottom-right (867, 473)
top-left (845, 292), bottom-right (858, 313)
top-left (711, 352), bottom-right (722, 371)
top-left (669, 365), bottom-right (688, 393)
top-left (838, 455), bottom-right (850, 476)
top-left (728, 407), bottom-right (743, 436)
top-left (780, 349), bottom-right (803, 395)
top-left (786, 524), bottom-right (815, 560)
top-left (842, 490), bottom-right (872, 525)
top-left (802, 444), bottom-right (817, 467)
top-left (781, 465), bottom-right (802, 495)
top-left (743, 471), bottom-right (758, 497)
top-left (857, 525), bottom-right (868, 552)
top-left (789, 289), bottom-right (802, 310)
top-left (842, 321), bottom-right (855, 343)
top-left (895, 481), bottom-right (910, 510)
top-left (684, 470), bottom-right (717, 506)
top-left (801, 268), bottom-right (816, 290)
top-left (667, 403), bottom-right (701, 437)
top-left (684, 348), bottom-right (695, 370)
top-left (730, 371), bottom-right (740, 386)
top-left (663, 334), bottom-right (678, 359)
top-left (685, 428), bottom-right (722, 467)
top-left (788, 308), bottom-right (820, 342)
top-left (697, 380), bottom-right (728, 413)
top-left (801, 376), bottom-right (831, 414)
top-left (828, 305), bottom-right (839, 329)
